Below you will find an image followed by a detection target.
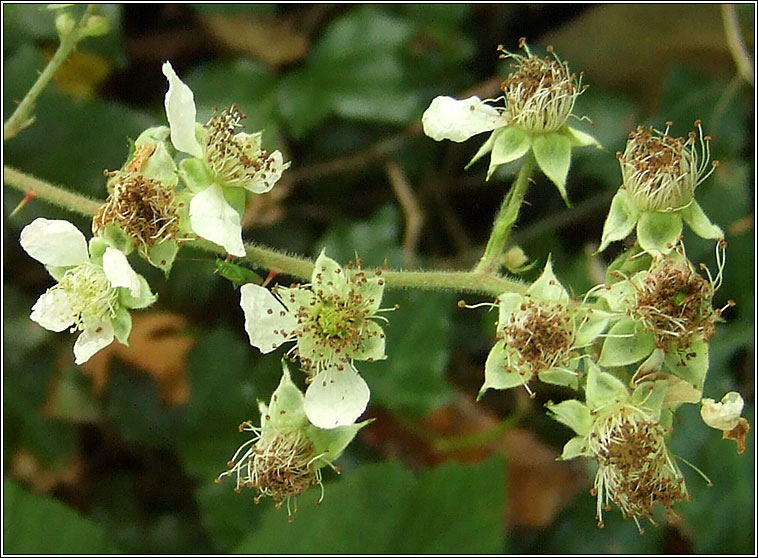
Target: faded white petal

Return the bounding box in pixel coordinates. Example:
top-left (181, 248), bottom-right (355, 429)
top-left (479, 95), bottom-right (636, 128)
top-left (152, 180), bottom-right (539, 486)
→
top-left (30, 289), bottom-right (75, 332)
top-left (304, 364), bottom-right (370, 429)
top-left (73, 319), bottom-right (114, 364)
top-left (162, 61), bottom-right (203, 158)
top-left (422, 96), bottom-right (504, 143)
top-left (102, 247), bottom-right (141, 297)
top-left (245, 149), bottom-right (286, 194)
top-left (20, 218), bottom-right (89, 267)
top-left (239, 283), bottom-right (297, 354)
top-left (189, 183), bottom-right (246, 257)
top-left (701, 392), bottom-right (744, 431)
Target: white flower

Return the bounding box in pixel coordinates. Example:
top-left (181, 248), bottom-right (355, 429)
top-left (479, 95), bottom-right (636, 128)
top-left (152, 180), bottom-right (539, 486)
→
top-left (162, 61), bottom-right (288, 257)
top-left (239, 250), bottom-right (388, 428)
top-left (20, 218), bottom-right (156, 364)
top-left (701, 391), bottom-right (744, 431)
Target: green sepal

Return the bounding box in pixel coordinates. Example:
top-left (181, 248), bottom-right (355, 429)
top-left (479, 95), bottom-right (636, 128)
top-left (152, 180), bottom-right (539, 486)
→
top-left (142, 141), bottom-right (179, 188)
top-left (465, 129), bottom-right (498, 170)
top-left (538, 367), bottom-right (579, 389)
top-left (179, 157), bottom-right (214, 194)
top-left (98, 223), bottom-right (135, 255)
top-left (480, 339), bottom-right (526, 398)
top-left (45, 265), bottom-right (70, 282)
top-left (630, 379), bottom-right (668, 420)
top-left (558, 435), bottom-right (589, 461)
top-left (487, 126), bottom-right (531, 180)
top-left (307, 419), bottom-right (373, 469)
top-left (263, 361), bottom-right (308, 430)
top-left (637, 211), bottom-right (682, 255)
top-left (352, 320), bottom-right (386, 362)
top-left (574, 309), bottom-right (612, 347)
top-left (586, 360), bottom-right (629, 410)
top-left (606, 245), bottom-right (652, 283)
top-left (497, 292), bottom-right (524, 332)
top-left (680, 200), bottom-right (724, 240)
top-left (144, 239), bottom-right (180, 277)
top-left (87, 237), bottom-right (109, 264)
top-left (565, 126), bottom-right (601, 148)
top-left (532, 132), bottom-right (572, 205)
top-left (546, 399), bottom-right (592, 436)
top-left (598, 189), bottom-right (640, 253)
top-left (598, 316), bottom-right (656, 367)
top-left (662, 338), bottom-right (709, 392)
top-left (527, 257), bottom-right (569, 303)
top-left (118, 275), bottom-right (157, 310)
top-left (111, 305), bottom-right (133, 345)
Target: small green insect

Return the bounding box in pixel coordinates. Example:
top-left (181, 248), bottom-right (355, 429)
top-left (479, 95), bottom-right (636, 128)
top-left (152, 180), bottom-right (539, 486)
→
top-left (215, 258), bottom-right (262, 288)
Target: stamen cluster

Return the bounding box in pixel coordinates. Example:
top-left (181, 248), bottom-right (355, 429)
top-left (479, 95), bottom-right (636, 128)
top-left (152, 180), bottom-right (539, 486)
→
top-left (93, 172), bottom-right (182, 250)
top-left (589, 405), bottom-right (686, 529)
top-left (203, 105), bottom-right (279, 189)
top-left (498, 38), bottom-right (586, 133)
top-left (501, 299), bottom-right (575, 379)
top-left (631, 258), bottom-right (716, 350)
top-left (56, 263), bottom-right (118, 330)
top-left (619, 121), bottom-right (716, 212)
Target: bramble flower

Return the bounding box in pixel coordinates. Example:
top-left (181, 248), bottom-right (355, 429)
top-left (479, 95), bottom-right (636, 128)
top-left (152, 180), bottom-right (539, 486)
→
top-left (422, 38), bottom-right (598, 204)
top-left (480, 259), bottom-right (609, 397)
top-left (547, 362), bottom-right (687, 531)
top-left (216, 362), bottom-right (369, 520)
top-left (597, 246), bottom-right (727, 395)
top-left (20, 218), bottom-right (156, 364)
top-left (162, 61), bottom-right (288, 257)
top-left (239, 250), bottom-right (388, 428)
top-left (599, 121), bottom-right (722, 254)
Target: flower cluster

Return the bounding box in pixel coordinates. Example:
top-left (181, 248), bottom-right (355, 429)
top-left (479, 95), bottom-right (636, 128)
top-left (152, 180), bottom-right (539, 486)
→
top-left (240, 251), bottom-right (389, 429)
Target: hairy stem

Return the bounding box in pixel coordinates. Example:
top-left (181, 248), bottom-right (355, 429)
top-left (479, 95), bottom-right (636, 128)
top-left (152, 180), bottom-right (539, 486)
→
top-left (4, 5), bottom-right (99, 141)
top-left (474, 151), bottom-right (536, 274)
top-left (4, 165), bottom-right (527, 297)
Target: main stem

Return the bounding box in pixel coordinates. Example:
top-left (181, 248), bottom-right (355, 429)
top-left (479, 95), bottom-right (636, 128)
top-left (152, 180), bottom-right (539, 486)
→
top-left (4, 5), bottom-right (97, 141)
top-left (4, 165), bottom-right (528, 297)
top-left (474, 151), bottom-right (536, 275)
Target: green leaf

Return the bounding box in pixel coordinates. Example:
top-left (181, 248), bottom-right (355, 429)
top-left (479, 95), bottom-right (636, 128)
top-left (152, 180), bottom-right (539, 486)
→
top-left (680, 200), bottom-right (724, 240)
top-left (636, 210), bottom-right (682, 254)
top-left (4, 479), bottom-right (120, 553)
top-left (532, 133), bottom-right (572, 204)
top-left (598, 189), bottom-right (640, 252)
top-left (598, 316), bottom-right (656, 367)
top-left (362, 290), bottom-right (455, 415)
top-left (488, 126), bottom-right (531, 179)
top-left (234, 458), bottom-right (506, 553)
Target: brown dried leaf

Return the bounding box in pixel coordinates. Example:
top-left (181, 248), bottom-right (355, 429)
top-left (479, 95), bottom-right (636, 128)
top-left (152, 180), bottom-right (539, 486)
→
top-left (723, 416), bottom-right (750, 454)
top-left (81, 312), bottom-right (195, 406)
top-left (44, 47), bottom-right (112, 100)
top-left (9, 449), bottom-right (82, 494)
top-left (201, 12), bottom-right (308, 67)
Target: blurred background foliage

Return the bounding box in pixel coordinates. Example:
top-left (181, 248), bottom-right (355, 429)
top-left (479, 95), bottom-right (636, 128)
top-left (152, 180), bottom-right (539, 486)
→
top-left (2, 4), bottom-right (754, 554)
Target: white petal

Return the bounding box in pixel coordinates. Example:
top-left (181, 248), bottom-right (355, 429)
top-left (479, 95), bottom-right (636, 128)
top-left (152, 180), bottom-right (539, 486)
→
top-left (304, 365), bottom-right (370, 429)
top-left (701, 392), bottom-right (744, 431)
top-left (162, 61), bottom-right (203, 158)
top-left (421, 96), bottom-right (504, 142)
top-left (189, 184), bottom-right (246, 257)
top-left (246, 149), bottom-right (286, 194)
top-left (73, 320), bottom-right (114, 364)
top-left (20, 218), bottom-right (89, 267)
top-left (102, 247), bottom-right (141, 297)
top-left (239, 283), bottom-right (297, 354)
top-left (30, 289), bottom-right (75, 332)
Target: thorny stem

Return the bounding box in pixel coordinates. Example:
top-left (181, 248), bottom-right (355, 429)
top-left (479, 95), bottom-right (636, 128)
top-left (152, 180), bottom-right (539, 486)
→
top-left (474, 151), bottom-right (536, 275)
top-left (3, 5), bottom-right (99, 141)
top-left (4, 165), bottom-right (528, 297)
top-left (721, 4), bottom-right (754, 87)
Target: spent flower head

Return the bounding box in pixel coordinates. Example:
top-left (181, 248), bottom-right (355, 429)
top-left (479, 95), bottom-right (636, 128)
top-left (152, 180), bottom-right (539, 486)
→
top-left (240, 250), bottom-right (390, 428)
top-left (216, 362), bottom-right (368, 520)
top-left (20, 218), bottom-right (156, 364)
top-left (480, 259), bottom-right (609, 397)
top-left (422, 38), bottom-right (598, 203)
top-left (599, 121), bottom-right (723, 254)
top-left (162, 61), bottom-right (288, 257)
top-left (547, 362), bottom-right (688, 531)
